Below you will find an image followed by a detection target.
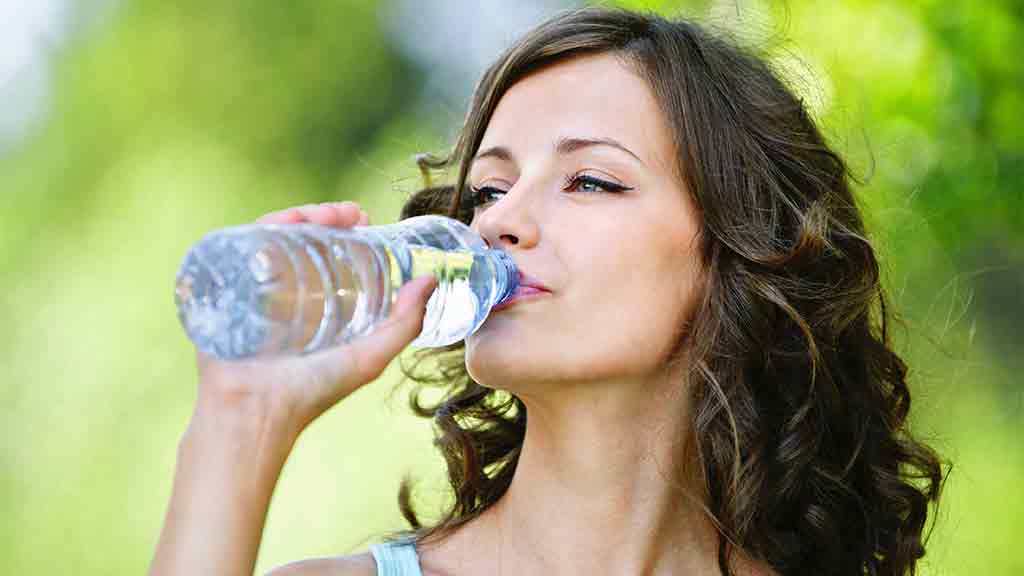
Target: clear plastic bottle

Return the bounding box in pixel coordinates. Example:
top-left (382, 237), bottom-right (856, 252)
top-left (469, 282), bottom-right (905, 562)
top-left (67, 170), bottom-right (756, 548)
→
top-left (174, 215), bottom-right (519, 360)
top-left (358, 214), bottom-right (490, 252)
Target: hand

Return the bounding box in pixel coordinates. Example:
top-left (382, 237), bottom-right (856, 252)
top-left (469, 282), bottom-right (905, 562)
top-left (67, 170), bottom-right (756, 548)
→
top-left (192, 201), bottom-right (438, 437)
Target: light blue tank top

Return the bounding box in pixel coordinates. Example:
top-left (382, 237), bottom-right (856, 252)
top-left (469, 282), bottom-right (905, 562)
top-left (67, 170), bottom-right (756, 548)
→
top-left (369, 539), bottom-right (424, 576)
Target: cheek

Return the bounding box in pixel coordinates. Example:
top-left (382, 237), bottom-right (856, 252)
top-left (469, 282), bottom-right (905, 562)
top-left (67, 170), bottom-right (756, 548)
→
top-left (580, 271), bottom-right (692, 375)
top-left (463, 233), bottom-right (701, 387)
top-left (559, 243), bottom-right (698, 376)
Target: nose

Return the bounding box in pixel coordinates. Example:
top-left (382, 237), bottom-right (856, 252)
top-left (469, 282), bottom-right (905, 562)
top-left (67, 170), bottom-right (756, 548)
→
top-left (472, 182), bottom-right (540, 251)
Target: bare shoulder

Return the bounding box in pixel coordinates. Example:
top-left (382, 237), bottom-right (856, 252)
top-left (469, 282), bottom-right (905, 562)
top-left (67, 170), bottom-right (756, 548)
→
top-left (264, 552), bottom-right (377, 576)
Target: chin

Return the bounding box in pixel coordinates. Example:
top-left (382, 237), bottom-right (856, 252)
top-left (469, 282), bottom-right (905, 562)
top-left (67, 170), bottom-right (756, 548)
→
top-left (465, 341), bottom-right (533, 387)
top-left (464, 347), bottom-right (511, 386)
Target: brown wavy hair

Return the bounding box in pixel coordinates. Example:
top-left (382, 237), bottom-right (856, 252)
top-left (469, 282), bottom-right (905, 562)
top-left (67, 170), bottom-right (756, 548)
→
top-left (386, 7), bottom-right (945, 576)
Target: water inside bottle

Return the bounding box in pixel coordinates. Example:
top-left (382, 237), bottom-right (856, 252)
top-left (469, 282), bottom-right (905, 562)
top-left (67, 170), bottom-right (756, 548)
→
top-left (176, 223), bottom-right (509, 359)
top-left (177, 227), bottom-right (385, 358)
top-left (410, 247), bottom-right (482, 347)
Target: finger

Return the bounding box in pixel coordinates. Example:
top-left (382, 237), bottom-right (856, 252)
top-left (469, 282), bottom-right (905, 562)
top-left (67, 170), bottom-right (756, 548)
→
top-left (315, 202), bottom-right (362, 228)
top-left (316, 275), bottom-right (438, 395)
top-left (256, 207), bottom-right (307, 224)
top-left (357, 210), bottom-right (370, 226)
top-left (295, 203), bottom-right (343, 226)
top-left (256, 202), bottom-right (362, 226)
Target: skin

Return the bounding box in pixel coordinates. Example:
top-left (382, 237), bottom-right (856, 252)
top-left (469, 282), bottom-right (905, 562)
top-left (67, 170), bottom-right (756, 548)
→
top-left (413, 52), bottom-right (734, 576)
top-left (150, 53), bottom-right (772, 576)
top-left (464, 52), bottom-right (701, 399)
top-left (149, 201), bottom-right (439, 576)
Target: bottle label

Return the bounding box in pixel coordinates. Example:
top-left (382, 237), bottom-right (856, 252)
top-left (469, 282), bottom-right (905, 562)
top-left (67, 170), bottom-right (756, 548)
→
top-left (408, 245), bottom-right (475, 283)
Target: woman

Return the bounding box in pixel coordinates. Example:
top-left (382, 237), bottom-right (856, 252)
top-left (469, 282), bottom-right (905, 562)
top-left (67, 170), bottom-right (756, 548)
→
top-left (151, 7), bottom-right (944, 576)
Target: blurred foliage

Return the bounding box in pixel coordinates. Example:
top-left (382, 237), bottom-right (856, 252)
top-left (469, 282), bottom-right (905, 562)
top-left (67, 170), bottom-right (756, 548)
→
top-left (0, 0), bottom-right (1020, 574)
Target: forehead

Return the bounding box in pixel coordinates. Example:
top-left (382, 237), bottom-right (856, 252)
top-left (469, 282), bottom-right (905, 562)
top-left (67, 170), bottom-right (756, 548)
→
top-left (480, 52), bottom-right (675, 170)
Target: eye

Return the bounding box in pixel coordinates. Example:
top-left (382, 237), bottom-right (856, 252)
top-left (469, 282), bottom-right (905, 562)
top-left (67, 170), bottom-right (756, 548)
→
top-left (470, 174), bottom-right (633, 210)
top-left (563, 174), bottom-right (633, 194)
top-left (469, 185), bottom-right (507, 208)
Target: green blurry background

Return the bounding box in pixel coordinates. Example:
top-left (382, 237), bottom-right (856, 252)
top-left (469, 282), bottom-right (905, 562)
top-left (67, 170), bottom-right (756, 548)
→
top-left (1, 0), bottom-right (1020, 573)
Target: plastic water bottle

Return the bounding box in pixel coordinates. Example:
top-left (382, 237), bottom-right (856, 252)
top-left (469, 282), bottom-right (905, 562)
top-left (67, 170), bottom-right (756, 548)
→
top-left (357, 214), bottom-right (490, 252)
top-left (174, 215), bottom-right (519, 360)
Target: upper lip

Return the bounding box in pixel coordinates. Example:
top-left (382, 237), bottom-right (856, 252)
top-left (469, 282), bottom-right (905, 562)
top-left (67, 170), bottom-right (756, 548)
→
top-left (517, 271), bottom-right (551, 292)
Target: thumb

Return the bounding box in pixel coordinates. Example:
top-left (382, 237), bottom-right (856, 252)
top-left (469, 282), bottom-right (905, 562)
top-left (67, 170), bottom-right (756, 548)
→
top-left (341, 274), bottom-right (439, 383)
top-left (383, 274), bottom-right (440, 342)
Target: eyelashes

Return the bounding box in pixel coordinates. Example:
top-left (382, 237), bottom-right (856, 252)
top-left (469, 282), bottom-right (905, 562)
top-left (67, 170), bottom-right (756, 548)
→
top-left (561, 173), bottom-right (634, 194)
top-left (469, 174), bottom-right (633, 208)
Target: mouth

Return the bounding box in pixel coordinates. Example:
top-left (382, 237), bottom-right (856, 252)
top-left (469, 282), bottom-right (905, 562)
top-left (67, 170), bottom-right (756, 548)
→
top-left (517, 271), bottom-right (551, 293)
top-left (492, 285), bottom-right (551, 313)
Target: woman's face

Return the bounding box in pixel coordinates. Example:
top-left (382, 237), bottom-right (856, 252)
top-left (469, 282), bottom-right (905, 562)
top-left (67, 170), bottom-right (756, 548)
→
top-left (465, 52), bottom-right (702, 393)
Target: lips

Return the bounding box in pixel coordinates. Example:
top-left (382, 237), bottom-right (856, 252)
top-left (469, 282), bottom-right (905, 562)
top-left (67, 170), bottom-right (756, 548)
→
top-left (517, 271), bottom-right (551, 293)
top-left (491, 273), bottom-right (551, 313)
top-left (511, 285), bottom-right (547, 297)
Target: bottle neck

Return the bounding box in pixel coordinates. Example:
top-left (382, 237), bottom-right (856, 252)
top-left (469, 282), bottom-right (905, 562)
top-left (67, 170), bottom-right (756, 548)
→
top-left (387, 240), bottom-right (519, 307)
top-left (487, 249), bottom-right (520, 303)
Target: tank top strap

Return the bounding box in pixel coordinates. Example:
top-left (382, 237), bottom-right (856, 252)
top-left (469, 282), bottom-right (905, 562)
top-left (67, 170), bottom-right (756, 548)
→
top-left (369, 538), bottom-right (424, 576)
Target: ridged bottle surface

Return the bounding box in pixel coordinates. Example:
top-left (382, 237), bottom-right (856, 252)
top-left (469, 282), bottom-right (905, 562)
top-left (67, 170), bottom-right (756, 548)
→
top-left (359, 214), bottom-right (490, 252)
top-left (174, 216), bottom-right (518, 360)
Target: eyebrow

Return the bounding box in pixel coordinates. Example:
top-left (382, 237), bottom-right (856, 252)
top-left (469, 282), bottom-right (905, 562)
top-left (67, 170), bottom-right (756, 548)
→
top-left (472, 136), bottom-right (646, 166)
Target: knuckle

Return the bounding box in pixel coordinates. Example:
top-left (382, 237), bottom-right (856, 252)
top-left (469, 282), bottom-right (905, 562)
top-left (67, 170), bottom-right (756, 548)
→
top-left (295, 204), bottom-right (320, 219)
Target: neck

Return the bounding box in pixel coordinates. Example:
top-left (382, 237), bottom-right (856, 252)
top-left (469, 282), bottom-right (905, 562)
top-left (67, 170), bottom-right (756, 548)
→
top-left (477, 371), bottom-right (723, 575)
